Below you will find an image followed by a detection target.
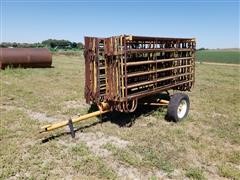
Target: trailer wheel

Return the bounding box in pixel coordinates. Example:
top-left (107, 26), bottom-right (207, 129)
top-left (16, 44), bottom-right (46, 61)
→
top-left (167, 93), bottom-right (190, 122)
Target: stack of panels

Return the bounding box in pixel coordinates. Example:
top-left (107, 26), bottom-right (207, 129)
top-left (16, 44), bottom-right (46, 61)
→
top-left (84, 35), bottom-right (196, 104)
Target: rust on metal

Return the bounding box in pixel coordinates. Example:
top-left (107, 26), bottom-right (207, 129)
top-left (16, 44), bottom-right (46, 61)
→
top-left (40, 35), bottom-right (196, 134)
top-left (84, 35), bottom-right (196, 112)
top-left (0, 48), bottom-right (52, 69)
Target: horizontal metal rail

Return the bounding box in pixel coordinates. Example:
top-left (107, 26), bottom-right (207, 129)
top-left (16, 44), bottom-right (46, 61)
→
top-left (126, 48), bottom-right (193, 53)
top-left (126, 64), bottom-right (192, 78)
top-left (126, 57), bottom-right (193, 66)
top-left (127, 72), bottom-right (193, 89)
top-left (127, 80), bottom-right (193, 100)
top-left (128, 35), bottom-right (195, 41)
top-left (84, 35), bottom-right (196, 109)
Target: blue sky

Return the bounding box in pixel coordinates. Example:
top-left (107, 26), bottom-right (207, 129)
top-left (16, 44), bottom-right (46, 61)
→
top-left (0, 0), bottom-right (239, 48)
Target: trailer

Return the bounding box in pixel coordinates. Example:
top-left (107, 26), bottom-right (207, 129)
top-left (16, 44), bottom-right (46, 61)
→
top-left (41, 35), bottom-right (196, 136)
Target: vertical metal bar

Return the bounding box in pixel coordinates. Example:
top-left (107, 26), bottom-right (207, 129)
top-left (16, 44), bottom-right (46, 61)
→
top-left (68, 118), bottom-right (75, 138)
top-left (124, 35), bottom-right (128, 101)
top-left (154, 39), bottom-right (157, 90)
top-left (121, 36), bottom-right (125, 98)
top-left (97, 38), bottom-right (100, 101)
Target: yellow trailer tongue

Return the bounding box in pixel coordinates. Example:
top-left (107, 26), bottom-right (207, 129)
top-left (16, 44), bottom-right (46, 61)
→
top-left (40, 102), bottom-right (111, 137)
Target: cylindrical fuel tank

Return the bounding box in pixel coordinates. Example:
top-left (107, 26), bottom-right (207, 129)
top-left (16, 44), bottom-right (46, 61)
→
top-left (0, 48), bottom-right (52, 69)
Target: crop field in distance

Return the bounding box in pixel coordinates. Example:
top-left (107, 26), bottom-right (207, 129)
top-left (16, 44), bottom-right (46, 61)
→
top-left (1, 53), bottom-right (240, 179)
top-left (196, 49), bottom-right (240, 64)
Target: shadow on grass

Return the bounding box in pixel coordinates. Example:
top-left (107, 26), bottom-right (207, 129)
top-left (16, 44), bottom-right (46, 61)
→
top-left (41, 93), bottom-right (170, 143)
top-left (2, 65), bottom-right (54, 70)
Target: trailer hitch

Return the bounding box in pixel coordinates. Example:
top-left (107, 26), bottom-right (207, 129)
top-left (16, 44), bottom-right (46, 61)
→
top-left (40, 102), bottom-right (110, 137)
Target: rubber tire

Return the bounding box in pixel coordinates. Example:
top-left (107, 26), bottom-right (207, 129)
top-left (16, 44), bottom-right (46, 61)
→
top-left (166, 93), bottom-right (190, 122)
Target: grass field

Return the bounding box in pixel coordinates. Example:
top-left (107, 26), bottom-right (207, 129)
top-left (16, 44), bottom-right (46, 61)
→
top-left (1, 54), bottom-right (240, 179)
top-left (196, 49), bottom-right (240, 64)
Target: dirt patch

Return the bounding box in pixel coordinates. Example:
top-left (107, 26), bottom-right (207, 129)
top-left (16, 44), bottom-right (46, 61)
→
top-left (25, 110), bottom-right (58, 122)
top-left (110, 160), bottom-right (182, 179)
top-left (58, 132), bottom-right (149, 179)
top-left (58, 131), bottom-right (179, 179)
top-left (212, 112), bottom-right (228, 118)
top-left (59, 132), bottom-right (130, 157)
top-left (110, 161), bottom-right (143, 179)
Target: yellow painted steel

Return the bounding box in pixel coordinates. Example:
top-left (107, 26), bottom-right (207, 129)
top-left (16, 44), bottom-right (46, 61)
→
top-left (141, 102), bottom-right (169, 106)
top-left (41, 102), bottom-right (110, 132)
top-left (159, 99), bottom-right (169, 104)
top-left (140, 100), bottom-right (169, 106)
top-left (125, 35), bottom-right (132, 41)
top-left (98, 102), bottom-right (110, 111)
top-left (41, 109), bottom-right (110, 132)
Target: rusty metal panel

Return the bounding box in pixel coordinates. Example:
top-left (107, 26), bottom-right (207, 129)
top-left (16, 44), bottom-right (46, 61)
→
top-left (0, 48), bottom-right (52, 69)
top-left (84, 37), bottom-right (107, 104)
top-left (84, 37), bottom-right (96, 104)
top-left (84, 35), bottom-right (196, 112)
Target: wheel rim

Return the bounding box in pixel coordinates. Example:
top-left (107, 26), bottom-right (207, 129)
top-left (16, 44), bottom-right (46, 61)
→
top-left (177, 99), bottom-right (187, 119)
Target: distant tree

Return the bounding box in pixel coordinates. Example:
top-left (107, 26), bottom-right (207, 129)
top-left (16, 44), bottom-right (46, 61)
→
top-left (42, 39), bottom-right (72, 49)
top-left (50, 41), bottom-right (56, 48)
top-left (42, 39), bottom-right (54, 48)
top-left (77, 42), bottom-right (84, 49)
top-left (0, 39), bottom-right (84, 50)
top-left (58, 40), bottom-right (71, 49)
top-left (0, 42), bottom-right (9, 47)
top-left (32, 43), bottom-right (44, 48)
top-left (71, 42), bottom-right (78, 48)
top-left (12, 42), bottom-right (18, 47)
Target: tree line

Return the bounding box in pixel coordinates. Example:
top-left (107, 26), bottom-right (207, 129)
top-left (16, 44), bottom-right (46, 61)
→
top-left (0, 39), bottom-right (84, 50)
top-left (0, 41), bottom-right (209, 52)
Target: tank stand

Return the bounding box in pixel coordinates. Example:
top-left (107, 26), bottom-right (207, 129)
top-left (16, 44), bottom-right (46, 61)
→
top-left (68, 118), bottom-right (75, 138)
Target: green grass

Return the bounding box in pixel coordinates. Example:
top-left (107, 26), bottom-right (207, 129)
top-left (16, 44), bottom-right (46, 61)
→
top-left (218, 164), bottom-right (240, 180)
top-left (103, 143), bottom-right (142, 167)
top-left (196, 50), bottom-right (240, 64)
top-left (185, 168), bottom-right (206, 180)
top-left (103, 143), bottom-right (174, 174)
top-left (0, 55), bottom-right (116, 179)
top-left (132, 146), bottom-right (174, 173)
top-left (52, 49), bottom-right (83, 56)
top-left (1, 54), bottom-right (240, 179)
top-left (72, 144), bottom-right (117, 179)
